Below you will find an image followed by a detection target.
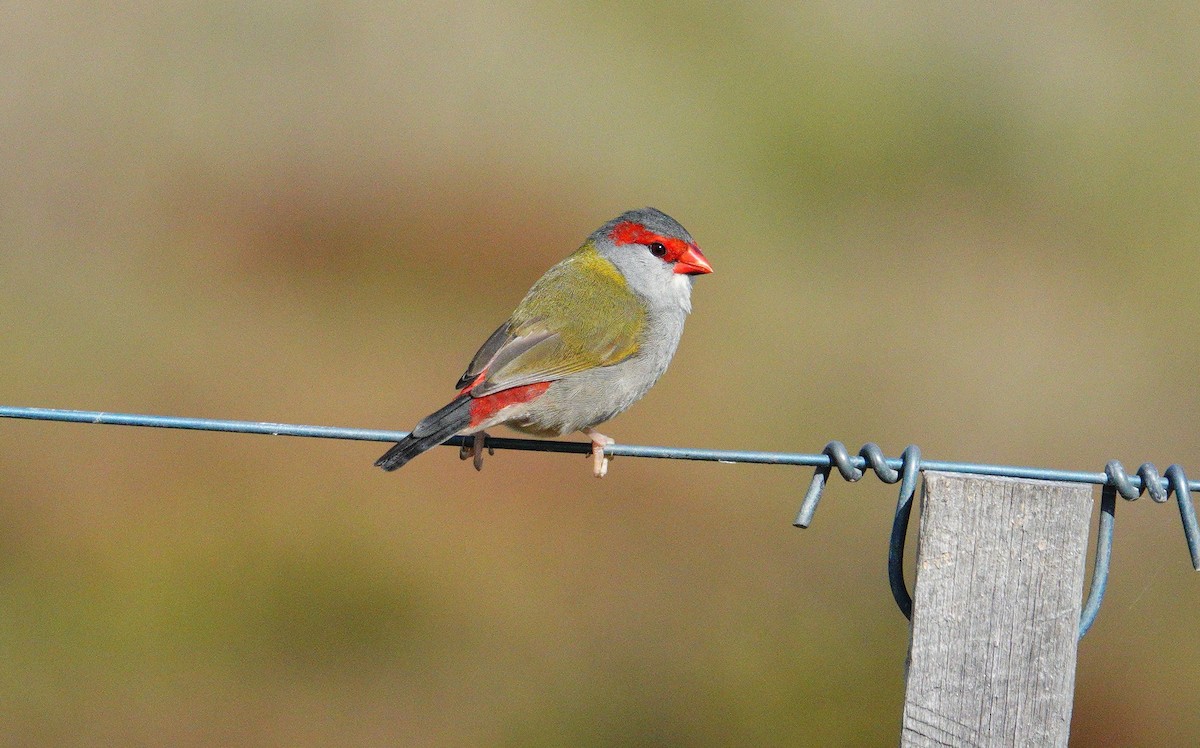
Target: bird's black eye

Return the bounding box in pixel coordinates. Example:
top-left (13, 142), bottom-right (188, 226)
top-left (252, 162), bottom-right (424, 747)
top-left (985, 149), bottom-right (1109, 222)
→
top-left (647, 242), bottom-right (667, 257)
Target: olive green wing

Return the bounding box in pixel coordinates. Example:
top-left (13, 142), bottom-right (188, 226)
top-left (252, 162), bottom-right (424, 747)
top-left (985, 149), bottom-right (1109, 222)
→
top-left (463, 245), bottom-right (646, 397)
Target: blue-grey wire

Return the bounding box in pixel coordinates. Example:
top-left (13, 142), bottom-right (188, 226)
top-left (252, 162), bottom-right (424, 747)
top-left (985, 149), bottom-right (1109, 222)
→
top-left (2, 405), bottom-right (1197, 639)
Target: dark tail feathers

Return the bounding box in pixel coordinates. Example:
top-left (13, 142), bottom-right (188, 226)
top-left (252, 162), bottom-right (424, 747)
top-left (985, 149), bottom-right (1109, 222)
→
top-left (375, 395), bottom-right (472, 471)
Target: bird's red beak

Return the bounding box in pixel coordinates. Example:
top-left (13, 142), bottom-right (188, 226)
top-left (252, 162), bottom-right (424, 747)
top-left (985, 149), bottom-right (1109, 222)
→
top-left (673, 245), bottom-right (713, 275)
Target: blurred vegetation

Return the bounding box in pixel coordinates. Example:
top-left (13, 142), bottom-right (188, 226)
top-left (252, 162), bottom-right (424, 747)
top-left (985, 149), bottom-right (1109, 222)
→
top-left (2, 2), bottom-right (1199, 745)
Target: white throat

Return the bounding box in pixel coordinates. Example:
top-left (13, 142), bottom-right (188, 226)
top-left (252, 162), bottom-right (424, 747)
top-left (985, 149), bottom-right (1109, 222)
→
top-left (670, 273), bottom-right (693, 314)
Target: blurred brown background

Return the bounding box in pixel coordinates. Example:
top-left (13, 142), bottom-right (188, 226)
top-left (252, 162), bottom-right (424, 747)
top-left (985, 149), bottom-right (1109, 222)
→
top-left (2, 3), bottom-right (1198, 745)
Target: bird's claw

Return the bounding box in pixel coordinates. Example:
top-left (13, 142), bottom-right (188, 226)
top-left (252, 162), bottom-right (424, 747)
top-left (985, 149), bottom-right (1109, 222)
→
top-left (458, 432), bottom-right (490, 471)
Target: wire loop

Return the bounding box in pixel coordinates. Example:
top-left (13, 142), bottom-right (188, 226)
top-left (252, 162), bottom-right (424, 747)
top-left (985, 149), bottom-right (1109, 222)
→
top-left (887, 445), bottom-right (921, 620)
top-left (794, 442), bottom-right (897, 528)
top-left (791, 442), bottom-right (923, 619)
top-left (1099, 460), bottom-right (1199, 563)
top-left (1104, 460), bottom-right (1169, 502)
top-left (1080, 461), bottom-right (1200, 637)
top-left (4, 406), bottom-right (1200, 637)
top-left (796, 448), bottom-right (1200, 638)
top-left (1079, 484), bottom-right (1116, 638)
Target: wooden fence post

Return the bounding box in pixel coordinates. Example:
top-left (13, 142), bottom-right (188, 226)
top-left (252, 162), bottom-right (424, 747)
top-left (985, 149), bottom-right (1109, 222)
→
top-left (900, 472), bottom-right (1093, 747)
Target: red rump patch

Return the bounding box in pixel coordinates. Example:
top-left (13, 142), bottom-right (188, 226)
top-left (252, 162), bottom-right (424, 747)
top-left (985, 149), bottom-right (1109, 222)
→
top-left (610, 221), bottom-right (694, 263)
top-left (468, 381), bottom-right (551, 427)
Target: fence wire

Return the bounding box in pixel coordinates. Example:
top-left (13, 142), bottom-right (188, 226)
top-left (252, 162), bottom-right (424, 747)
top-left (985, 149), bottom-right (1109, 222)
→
top-left (2, 404), bottom-right (1197, 638)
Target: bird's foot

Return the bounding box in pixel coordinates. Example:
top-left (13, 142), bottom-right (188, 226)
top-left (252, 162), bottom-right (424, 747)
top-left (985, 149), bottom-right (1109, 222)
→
top-left (582, 428), bottom-right (615, 478)
top-left (458, 432), bottom-right (493, 471)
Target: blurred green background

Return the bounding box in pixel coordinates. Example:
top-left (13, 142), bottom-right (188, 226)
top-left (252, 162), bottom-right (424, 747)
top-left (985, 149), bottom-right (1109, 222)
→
top-left (2, 2), bottom-right (1199, 745)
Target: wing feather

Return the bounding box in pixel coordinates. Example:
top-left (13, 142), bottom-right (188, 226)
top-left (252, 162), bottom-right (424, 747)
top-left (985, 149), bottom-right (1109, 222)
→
top-left (461, 245), bottom-right (645, 397)
top-left (455, 321), bottom-right (512, 389)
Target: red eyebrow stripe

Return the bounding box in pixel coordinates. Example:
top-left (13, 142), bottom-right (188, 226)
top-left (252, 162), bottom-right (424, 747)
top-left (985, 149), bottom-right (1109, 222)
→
top-left (610, 221), bottom-right (693, 262)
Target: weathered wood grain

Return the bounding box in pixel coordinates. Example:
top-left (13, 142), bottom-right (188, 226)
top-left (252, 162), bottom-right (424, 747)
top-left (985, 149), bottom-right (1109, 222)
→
top-left (901, 472), bottom-right (1092, 747)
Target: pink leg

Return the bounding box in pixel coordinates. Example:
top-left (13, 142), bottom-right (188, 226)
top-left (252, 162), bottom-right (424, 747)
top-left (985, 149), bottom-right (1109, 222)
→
top-left (458, 432), bottom-right (492, 471)
top-left (582, 427), bottom-right (615, 478)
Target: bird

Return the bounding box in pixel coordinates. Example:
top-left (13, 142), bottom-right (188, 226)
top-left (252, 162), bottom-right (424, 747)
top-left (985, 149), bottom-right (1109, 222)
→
top-left (374, 207), bottom-right (712, 478)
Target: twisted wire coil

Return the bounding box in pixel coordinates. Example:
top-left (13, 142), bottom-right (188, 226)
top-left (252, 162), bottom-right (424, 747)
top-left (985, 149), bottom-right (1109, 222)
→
top-left (1, 406), bottom-right (1197, 639)
top-left (794, 442), bottom-right (1200, 639)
